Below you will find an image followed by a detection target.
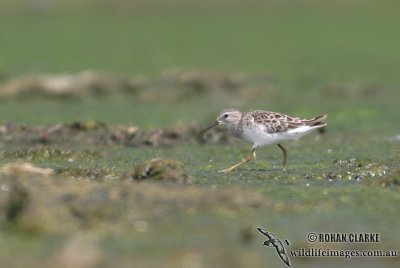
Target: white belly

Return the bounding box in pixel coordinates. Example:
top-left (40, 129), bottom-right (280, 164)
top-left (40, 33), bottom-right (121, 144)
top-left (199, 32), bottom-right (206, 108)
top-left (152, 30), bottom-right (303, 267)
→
top-left (241, 126), bottom-right (316, 148)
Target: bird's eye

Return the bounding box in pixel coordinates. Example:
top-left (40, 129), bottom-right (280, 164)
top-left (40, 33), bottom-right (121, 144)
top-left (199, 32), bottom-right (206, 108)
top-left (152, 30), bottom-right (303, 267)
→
top-left (223, 114), bottom-right (229, 118)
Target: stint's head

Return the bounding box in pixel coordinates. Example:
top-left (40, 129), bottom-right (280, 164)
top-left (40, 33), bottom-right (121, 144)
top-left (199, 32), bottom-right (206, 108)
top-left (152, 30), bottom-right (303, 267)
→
top-left (216, 109), bottom-right (242, 126)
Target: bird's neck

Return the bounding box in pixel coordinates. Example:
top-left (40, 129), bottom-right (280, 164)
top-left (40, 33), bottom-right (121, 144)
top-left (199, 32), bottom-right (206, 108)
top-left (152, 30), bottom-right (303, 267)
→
top-left (226, 122), bottom-right (241, 138)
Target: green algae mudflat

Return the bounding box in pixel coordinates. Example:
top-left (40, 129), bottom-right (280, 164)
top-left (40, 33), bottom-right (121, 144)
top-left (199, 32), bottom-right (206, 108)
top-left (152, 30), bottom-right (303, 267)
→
top-left (0, 82), bottom-right (399, 267)
top-left (1, 1), bottom-right (400, 267)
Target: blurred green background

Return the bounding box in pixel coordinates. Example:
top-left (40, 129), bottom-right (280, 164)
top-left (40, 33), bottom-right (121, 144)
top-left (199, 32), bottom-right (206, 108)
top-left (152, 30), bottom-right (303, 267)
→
top-left (0, 1), bottom-right (399, 268)
top-left (1, 0), bottom-right (400, 129)
top-left (1, 0), bottom-right (400, 85)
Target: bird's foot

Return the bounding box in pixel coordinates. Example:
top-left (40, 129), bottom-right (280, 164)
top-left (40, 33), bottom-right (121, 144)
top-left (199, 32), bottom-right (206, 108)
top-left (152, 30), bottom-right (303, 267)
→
top-left (218, 158), bottom-right (248, 173)
top-left (218, 166), bottom-right (237, 173)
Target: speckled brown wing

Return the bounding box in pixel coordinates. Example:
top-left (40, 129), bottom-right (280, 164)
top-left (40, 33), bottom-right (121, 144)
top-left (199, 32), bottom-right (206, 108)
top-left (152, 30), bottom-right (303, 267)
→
top-left (246, 110), bottom-right (307, 133)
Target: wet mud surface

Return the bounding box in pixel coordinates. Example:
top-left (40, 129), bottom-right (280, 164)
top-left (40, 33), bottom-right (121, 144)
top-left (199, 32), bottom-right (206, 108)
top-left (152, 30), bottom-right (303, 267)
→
top-left (0, 71), bottom-right (399, 268)
top-left (0, 121), bottom-right (232, 147)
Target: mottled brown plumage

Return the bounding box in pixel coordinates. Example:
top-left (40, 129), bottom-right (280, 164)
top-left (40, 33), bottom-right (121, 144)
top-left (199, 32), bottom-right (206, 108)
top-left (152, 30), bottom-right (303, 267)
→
top-left (203, 109), bottom-right (327, 173)
top-left (242, 110), bottom-right (327, 134)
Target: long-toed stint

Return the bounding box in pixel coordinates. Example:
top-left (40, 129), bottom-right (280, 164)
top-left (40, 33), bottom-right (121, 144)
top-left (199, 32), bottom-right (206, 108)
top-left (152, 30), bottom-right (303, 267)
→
top-left (202, 109), bottom-right (327, 173)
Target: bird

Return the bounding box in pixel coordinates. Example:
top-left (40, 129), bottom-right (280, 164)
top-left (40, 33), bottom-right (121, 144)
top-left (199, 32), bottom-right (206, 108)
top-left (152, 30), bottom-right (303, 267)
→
top-left (202, 109), bottom-right (327, 173)
top-left (257, 227), bottom-right (291, 267)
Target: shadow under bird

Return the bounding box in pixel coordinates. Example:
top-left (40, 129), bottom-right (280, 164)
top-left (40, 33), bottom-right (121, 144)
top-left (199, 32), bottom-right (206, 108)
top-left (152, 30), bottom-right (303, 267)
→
top-left (201, 109), bottom-right (327, 173)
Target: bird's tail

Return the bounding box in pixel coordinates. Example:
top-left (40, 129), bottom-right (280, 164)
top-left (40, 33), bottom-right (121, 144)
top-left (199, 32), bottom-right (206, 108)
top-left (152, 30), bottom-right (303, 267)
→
top-left (304, 114), bottom-right (327, 127)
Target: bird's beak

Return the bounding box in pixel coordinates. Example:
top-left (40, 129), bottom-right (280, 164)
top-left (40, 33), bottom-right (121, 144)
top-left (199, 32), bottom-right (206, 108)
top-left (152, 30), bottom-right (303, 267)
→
top-left (200, 121), bottom-right (219, 133)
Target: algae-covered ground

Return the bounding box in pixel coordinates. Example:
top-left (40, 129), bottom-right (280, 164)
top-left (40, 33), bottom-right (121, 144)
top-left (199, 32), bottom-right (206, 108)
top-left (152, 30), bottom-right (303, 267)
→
top-left (0, 1), bottom-right (399, 268)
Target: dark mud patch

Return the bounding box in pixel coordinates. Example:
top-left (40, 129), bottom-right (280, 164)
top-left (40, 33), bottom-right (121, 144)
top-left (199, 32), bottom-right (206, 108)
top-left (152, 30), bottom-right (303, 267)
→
top-left (301, 158), bottom-right (396, 188)
top-left (362, 169), bottom-right (400, 188)
top-left (54, 167), bottom-right (119, 182)
top-left (1, 146), bottom-right (103, 161)
top-left (0, 122), bottom-right (233, 147)
top-left (0, 162), bottom-right (267, 234)
top-left (124, 158), bottom-right (191, 184)
top-left (0, 72), bottom-right (139, 99)
top-left (329, 158), bottom-right (389, 182)
top-left (0, 70), bottom-right (274, 101)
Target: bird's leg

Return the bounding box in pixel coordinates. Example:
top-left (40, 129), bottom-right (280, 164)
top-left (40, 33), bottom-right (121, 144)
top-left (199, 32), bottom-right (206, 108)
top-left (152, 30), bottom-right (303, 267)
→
top-left (219, 148), bottom-right (256, 173)
top-left (277, 144), bottom-right (287, 170)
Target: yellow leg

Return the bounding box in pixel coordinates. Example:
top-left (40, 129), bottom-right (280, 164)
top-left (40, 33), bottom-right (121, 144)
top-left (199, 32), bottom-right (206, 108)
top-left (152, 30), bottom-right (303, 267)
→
top-left (277, 144), bottom-right (287, 170)
top-left (219, 148), bottom-right (256, 173)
